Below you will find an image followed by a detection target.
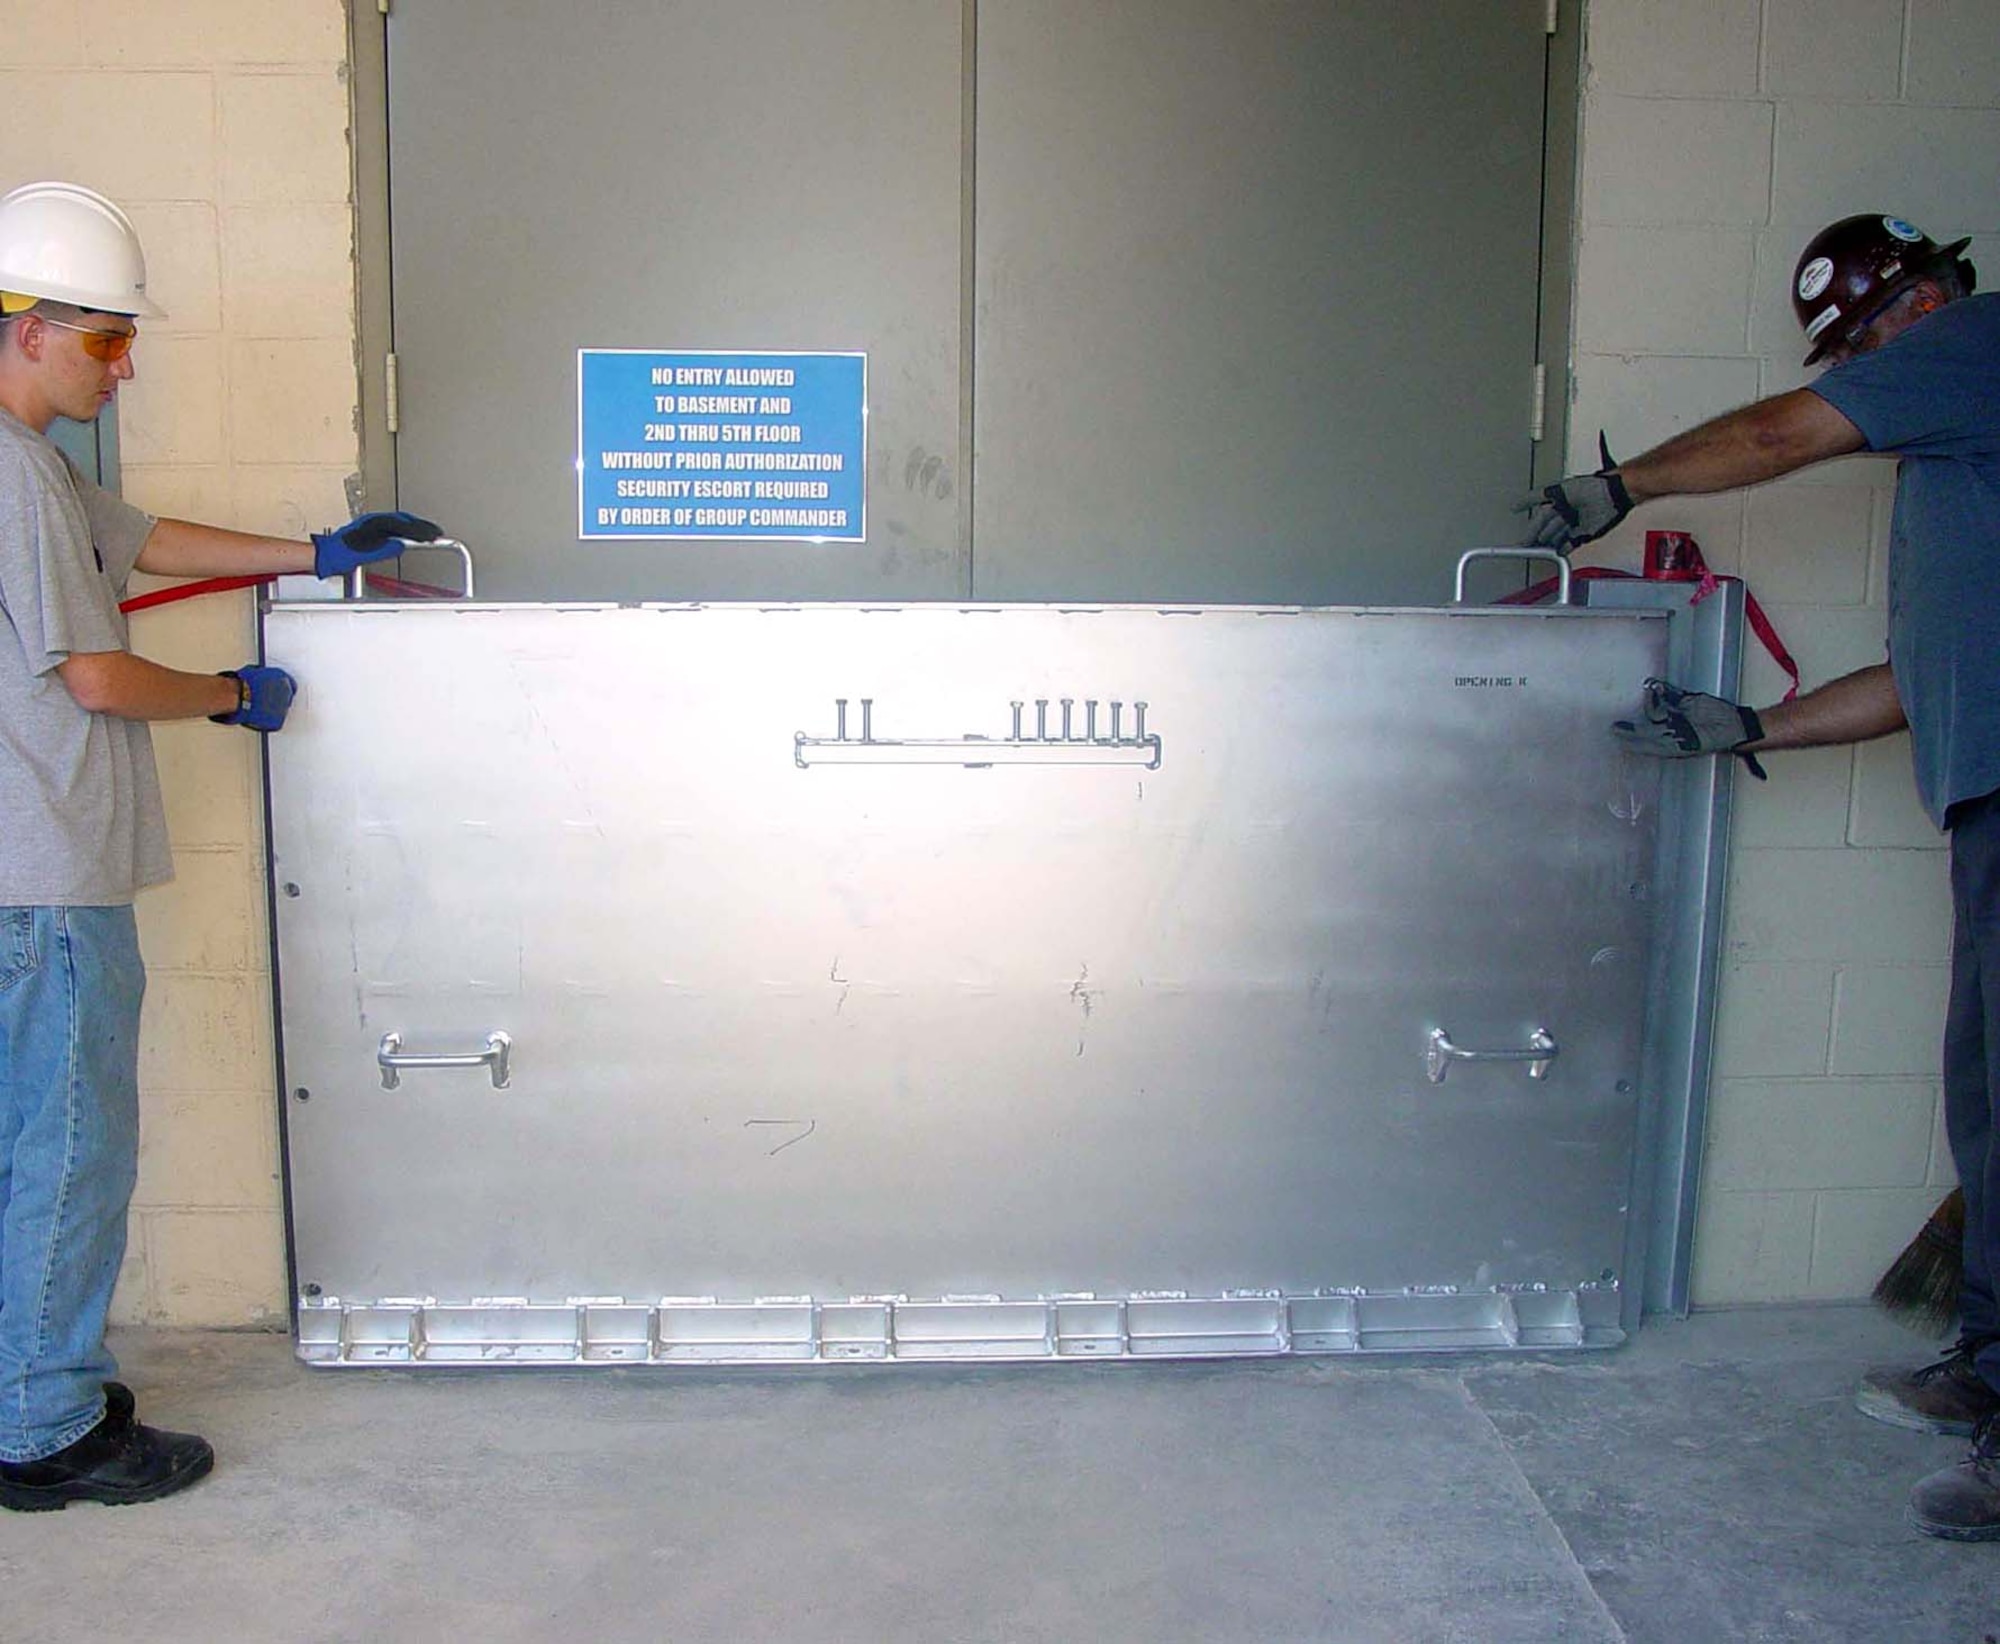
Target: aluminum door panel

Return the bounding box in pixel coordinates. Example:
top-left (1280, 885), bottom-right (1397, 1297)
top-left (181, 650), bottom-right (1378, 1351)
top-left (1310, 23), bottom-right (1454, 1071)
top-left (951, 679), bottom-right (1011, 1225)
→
top-left (266, 602), bottom-right (1666, 1355)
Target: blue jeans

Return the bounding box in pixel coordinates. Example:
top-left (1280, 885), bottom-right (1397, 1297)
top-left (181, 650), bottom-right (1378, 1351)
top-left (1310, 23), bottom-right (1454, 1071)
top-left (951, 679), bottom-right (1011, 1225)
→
top-left (0, 905), bottom-right (143, 1463)
top-left (1944, 791), bottom-right (2000, 1393)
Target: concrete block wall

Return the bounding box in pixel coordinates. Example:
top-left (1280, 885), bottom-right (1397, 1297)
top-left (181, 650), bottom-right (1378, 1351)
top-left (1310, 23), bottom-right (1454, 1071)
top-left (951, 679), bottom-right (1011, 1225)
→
top-left (1573, 0), bottom-right (2000, 1302)
top-left (0, 0), bottom-right (353, 1326)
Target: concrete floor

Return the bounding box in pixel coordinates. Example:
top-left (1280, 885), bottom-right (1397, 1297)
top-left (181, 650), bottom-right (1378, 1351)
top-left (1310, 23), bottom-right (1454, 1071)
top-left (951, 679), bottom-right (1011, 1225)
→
top-left (0, 1307), bottom-right (1995, 1643)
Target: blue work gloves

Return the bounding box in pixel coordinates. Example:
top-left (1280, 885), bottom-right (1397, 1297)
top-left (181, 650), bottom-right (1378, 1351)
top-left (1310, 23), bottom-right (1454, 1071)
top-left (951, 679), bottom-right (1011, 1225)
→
top-left (211, 665), bottom-right (297, 732)
top-left (1516, 433), bottom-right (1633, 552)
top-left (311, 510), bottom-right (442, 580)
top-left (1613, 677), bottom-right (1767, 780)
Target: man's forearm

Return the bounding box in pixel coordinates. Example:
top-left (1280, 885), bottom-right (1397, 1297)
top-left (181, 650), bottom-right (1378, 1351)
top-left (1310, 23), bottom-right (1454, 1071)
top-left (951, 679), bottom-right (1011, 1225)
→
top-left (1746, 662), bottom-right (1905, 751)
top-left (57, 649), bottom-right (239, 721)
top-left (1617, 389), bottom-right (1867, 504)
top-left (136, 517), bottom-right (315, 579)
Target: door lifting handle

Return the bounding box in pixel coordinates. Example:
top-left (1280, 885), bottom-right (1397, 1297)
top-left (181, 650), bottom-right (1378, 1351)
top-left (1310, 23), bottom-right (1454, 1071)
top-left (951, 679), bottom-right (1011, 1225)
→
top-left (1453, 547), bottom-right (1571, 606)
top-left (377, 1030), bottom-right (511, 1090)
top-left (1425, 1027), bottom-right (1558, 1084)
top-left (348, 537), bottom-right (477, 600)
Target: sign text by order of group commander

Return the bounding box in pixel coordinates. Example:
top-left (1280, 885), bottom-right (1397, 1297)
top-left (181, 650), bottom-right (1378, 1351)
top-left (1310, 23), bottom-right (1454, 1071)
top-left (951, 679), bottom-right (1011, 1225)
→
top-left (577, 350), bottom-right (866, 541)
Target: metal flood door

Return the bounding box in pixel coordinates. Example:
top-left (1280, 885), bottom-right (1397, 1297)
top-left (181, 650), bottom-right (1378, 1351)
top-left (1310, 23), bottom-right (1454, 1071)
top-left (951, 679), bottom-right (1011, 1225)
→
top-left (266, 600), bottom-right (1669, 1365)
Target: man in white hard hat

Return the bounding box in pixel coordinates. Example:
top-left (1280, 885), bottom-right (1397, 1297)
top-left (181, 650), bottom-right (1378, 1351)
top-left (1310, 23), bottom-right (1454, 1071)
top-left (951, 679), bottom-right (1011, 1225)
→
top-left (0, 180), bottom-right (440, 1510)
top-left (1521, 213), bottom-right (2000, 1543)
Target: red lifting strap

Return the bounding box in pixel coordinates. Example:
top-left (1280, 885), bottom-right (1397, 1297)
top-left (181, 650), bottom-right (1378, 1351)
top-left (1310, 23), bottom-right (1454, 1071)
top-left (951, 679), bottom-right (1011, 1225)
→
top-left (1497, 531), bottom-right (1800, 702)
top-left (118, 572), bottom-right (460, 615)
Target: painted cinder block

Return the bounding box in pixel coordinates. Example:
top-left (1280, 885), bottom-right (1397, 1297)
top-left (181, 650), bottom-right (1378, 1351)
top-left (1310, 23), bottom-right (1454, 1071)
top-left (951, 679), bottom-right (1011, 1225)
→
top-left (77, 0), bottom-right (219, 69)
top-left (227, 338), bottom-right (362, 467)
top-left (1584, 0), bottom-right (1762, 97)
top-left (134, 1084), bottom-right (281, 1212)
top-left (1772, 104), bottom-right (2000, 232)
top-left (1712, 961), bottom-right (1836, 1077)
top-left (1764, 0), bottom-right (1906, 101)
top-left (1849, 734), bottom-right (1943, 849)
top-left (1830, 964), bottom-right (1952, 1077)
top-left (123, 203), bottom-right (221, 335)
top-left (1690, 1189), bottom-right (1816, 1302)
top-left (1742, 484), bottom-right (1874, 606)
top-left (85, 0), bottom-right (347, 69)
top-left (138, 974), bottom-right (272, 1097)
top-left (1750, 225), bottom-right (1822, 365)
top-left (141, 1209), bottom-right (288, 1327)
top-left (1580, 94), bottom-right (1774, 227)
top-left (119, 464), bottom-right (234, 527)
top-left (117, 335), bottom-right (227, 468)
top-left (148, 718), bottom-right (257, 851)
top-left (1569, 354), bottom-right (1765, 475)
top-left (1725, 846), bottom-right (1952, 964)
top-left (1737, 605), bottom-right (1889, 706)
top-left (1730, 743), bottom-right (1854, 849)
top-left (106, 1242), bottom-right (150, 1331)
top-left (230, 465), bottom-right (358, 542)
top-left (220, 72), bottom-right (351, 206)
top-left (0, 71), bottom-right (215, 202)
top-left (134, 847), bottom-right (254, 975)
top-left (0, 1), bottom-right (82, 64)
top-left (1807, 1186), bottom-right (1966, 1298)
top-left (1908, 0), bottom-right (2000, 106)
top-left (1928, 1096), bottom-right (1960, 1187)
top-left (1704, 1077), bottom-right (1936, 1191)
top-left (1574, 225), bottom-right (1757, 356)
top-left (223, 205), bottom-right (356, 340)
top-left (122, 582), bottom-right (256, 674)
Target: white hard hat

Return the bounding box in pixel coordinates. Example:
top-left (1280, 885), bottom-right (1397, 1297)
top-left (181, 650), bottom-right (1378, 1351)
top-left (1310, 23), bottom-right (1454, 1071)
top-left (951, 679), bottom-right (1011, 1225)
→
top-left (0, 181), bottom-right (166, 319)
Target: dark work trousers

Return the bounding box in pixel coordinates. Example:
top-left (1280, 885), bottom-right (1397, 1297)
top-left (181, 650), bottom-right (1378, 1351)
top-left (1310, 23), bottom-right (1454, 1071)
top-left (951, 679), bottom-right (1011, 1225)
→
top-left (1944, 787), bottom-right (2000, 1392)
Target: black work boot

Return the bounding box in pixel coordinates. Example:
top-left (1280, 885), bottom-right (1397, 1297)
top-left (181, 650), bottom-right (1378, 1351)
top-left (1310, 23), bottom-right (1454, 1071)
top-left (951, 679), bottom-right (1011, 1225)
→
top-left (1855, 1339), bottom-right (2000, 1435)
top-left (103, 1380), bottom-right (135, 1423)
top-left (0, 1394), bottom-right (213, 1513)
top-left (1909, 1411), bottom-right (2000, 1541)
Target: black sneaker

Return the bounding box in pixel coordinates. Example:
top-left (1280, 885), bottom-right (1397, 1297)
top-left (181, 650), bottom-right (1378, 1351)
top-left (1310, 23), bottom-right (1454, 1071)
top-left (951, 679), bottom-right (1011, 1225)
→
top-left (0, 1396), bottom-right (213, 1513)
top-left (1855, 1339), bottom-right (2000, 1436)
top-left (1909, 1411), bottom-right (2000, 1542)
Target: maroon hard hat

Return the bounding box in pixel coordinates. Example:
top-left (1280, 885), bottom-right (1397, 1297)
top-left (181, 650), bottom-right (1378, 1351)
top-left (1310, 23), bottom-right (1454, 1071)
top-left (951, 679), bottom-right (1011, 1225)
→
top-left (1792, 214), bottom-right (1973, 365)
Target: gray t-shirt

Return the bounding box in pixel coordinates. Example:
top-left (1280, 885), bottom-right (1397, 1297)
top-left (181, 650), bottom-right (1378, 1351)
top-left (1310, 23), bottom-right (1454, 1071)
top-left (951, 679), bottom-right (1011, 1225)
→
top-left (1810, 292), bottom-right (2000, 828)
top-left (0, 407), bottom-right (170, 904)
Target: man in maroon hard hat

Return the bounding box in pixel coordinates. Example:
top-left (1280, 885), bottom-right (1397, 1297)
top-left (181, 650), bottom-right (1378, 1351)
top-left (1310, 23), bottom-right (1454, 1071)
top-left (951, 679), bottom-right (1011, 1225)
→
top-left (1520, 213), bottom-right (1999, 1542)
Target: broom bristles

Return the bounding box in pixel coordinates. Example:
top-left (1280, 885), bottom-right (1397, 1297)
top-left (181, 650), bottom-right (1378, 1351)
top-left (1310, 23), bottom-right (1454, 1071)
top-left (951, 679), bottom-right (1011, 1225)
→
top-left (1872, 1187), bottom-right (1965, 1337)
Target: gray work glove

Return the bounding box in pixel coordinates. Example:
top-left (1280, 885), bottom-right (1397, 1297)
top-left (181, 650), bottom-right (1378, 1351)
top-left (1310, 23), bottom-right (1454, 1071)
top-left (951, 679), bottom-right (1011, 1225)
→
top-left (1516, 432), bottom-right (1633, 552)
top-left (1613, 677), bottom-right (1767, 780)
top-left (1518, 470), bottom-right (1632, 550)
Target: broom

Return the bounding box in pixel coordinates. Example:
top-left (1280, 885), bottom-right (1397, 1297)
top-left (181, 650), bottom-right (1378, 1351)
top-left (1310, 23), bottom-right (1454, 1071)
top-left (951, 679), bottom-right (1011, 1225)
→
top-left (1873, 1187), bottom-right (1965, 1336)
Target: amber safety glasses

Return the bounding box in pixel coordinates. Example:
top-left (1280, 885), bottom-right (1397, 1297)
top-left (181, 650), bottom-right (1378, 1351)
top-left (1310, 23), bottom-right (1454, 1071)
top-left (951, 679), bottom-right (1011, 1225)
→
top-left (35, 312), bottom-right (137, 362)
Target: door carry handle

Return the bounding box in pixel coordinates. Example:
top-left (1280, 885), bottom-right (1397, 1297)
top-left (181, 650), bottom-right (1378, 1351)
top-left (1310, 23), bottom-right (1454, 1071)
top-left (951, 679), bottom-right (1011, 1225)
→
top-left (1425, 1027), bottom-right (1558, 1084)
top-left (1453, 548), bottom-right (1571, 606)
top-left (377, 1030), bottom-right (511, 1090)
top-left (348, 537), bottom-right (476, 600)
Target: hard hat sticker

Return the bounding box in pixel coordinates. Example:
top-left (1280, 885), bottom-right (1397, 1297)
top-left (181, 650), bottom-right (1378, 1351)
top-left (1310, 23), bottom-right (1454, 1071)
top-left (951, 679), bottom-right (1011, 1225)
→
top-left (1884, 217), bottom-right (1923, 242)
top-left (1804, 304), bottom-right (1841, 342)
top-left (1797, 257), bottom-right (1834, 301)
